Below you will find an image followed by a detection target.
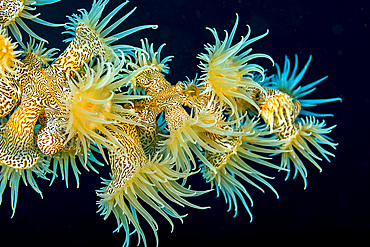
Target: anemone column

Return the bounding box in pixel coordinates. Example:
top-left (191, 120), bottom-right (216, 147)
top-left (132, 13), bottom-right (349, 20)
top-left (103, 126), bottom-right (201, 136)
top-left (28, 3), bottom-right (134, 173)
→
top-left (0, 66), bottom-right (57, 168)
top-left (0, 100), bottom-right (41, 168)
top-left (0, 77), bottom-right (19, 117)
top-left (51, 24), bottom-right (105, 76)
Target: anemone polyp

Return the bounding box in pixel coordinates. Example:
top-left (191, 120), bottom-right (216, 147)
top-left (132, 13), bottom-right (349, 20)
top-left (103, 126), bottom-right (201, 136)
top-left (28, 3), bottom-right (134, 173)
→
top-left (22, 38), bottom-right (59, 69)
top-left (197, 14), bottom-right (273, 116)
top-left (62, 56), bottom-right (145, 160)
top-left (279, 116), bottom-right (338, 188)
top-left (63, 59), bottom-right (119, 156)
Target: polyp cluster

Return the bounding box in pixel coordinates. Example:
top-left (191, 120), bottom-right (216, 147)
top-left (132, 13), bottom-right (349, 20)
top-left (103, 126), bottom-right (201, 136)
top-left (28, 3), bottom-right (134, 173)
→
top-left (0, 0), bottom-right (341, 246)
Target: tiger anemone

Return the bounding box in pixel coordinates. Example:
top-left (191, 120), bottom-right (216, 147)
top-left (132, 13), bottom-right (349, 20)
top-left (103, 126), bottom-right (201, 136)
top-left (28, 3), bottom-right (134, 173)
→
top-left (197, 14), bottom-right (273, 117)
top-left (62, 56), bottom-right (144, 161)
top-left (127, 38), bottom-right (173, 73)
top-left (0, 154), bottom-right (51, 217)
top-left (122, 38), bottom-right (173, 95)
top-left (97, 155), bottom-right (208, 247)
top-left (97, 123), bottom-right (208, 247)
top-left (200, 117), bottom-right (283, 221)
top-left (21, 38), bottom-right (59, 69)
top-left (267, 54), bottom-right (342, 117)
top-left (0, 28), bottom-right (21, 76)
top-left (0, 0), bottom-right (63, 43)
top-left (62, 0), bottom-right (158, 62)
top-left (280, 116), bottom-right (338, 189)
top-left (258, 55), bottom-right (341, 188)
top-left (160, 97), bottom-right (239, 173)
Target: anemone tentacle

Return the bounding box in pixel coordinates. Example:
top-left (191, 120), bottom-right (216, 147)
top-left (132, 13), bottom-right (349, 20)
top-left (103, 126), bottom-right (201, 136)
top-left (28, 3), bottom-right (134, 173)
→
top-left (0, 0), bottom-right (63, 44)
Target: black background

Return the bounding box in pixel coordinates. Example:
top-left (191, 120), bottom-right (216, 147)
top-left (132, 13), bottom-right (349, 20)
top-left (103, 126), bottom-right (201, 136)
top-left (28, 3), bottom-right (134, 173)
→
top-left (0, 0), bottom-right (368, 246)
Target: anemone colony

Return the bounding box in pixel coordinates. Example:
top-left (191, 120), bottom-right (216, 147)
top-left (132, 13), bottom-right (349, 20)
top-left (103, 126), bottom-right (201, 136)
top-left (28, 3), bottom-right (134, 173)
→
top-left (0, 0), bottom-right (341, 246)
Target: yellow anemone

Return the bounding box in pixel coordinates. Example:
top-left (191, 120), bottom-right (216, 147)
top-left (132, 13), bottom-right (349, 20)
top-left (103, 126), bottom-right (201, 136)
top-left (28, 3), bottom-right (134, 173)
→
top-left (201, 117), bottom-right (284, 221)
top-left (280, 116), bottom-right (338, 189)
top-left (0, 115), bottom-right (52, 218)
top-left (62, 55), bottom-right (146, 161)
top-left (21, 38), bottom-right (59, 69)
top-left (63, 0), bottom-right (157, 61)
top-left (160, 96), bottom-right (242, 173)
top-left (97, 154), bottom-right (208, 247)
top-left (197, 14), bottom-right (273, 117)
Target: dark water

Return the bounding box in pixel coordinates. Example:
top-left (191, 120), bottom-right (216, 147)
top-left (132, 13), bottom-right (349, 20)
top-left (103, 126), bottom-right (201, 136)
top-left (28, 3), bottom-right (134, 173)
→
top-left (0, 0), bottom-right (368, 246)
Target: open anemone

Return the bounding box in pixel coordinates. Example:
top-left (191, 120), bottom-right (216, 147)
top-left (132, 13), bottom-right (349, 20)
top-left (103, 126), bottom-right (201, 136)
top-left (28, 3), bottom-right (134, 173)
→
top-left (0, 0), bottom-right (63, 44)
top-left (0, 154), bottom-right (51, 217)
top-left (200, 117), bottom-right (283, 221)
top-left (122, 38), bottom-right (173, 95)
top-left (197, 14), bottom-right (273, 117)
top-left (62, 55), bottom-right (146, 162)
top-left (63, 0), bottom-right (158, 61)
top-left (160, 96), bottom-right (244, 173)
top-left (21, 38), bottom-right (59, 69)
top-left (127, 38), bottom-right (173, 73)
top-left (280, 116), bottom-right (338, 189)
top-left (97, 155), bottom-right (209, 247)
top-left (267, 55), bottom-right (342, 117)
top-left (97, 122), bottom-right (208, 247)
